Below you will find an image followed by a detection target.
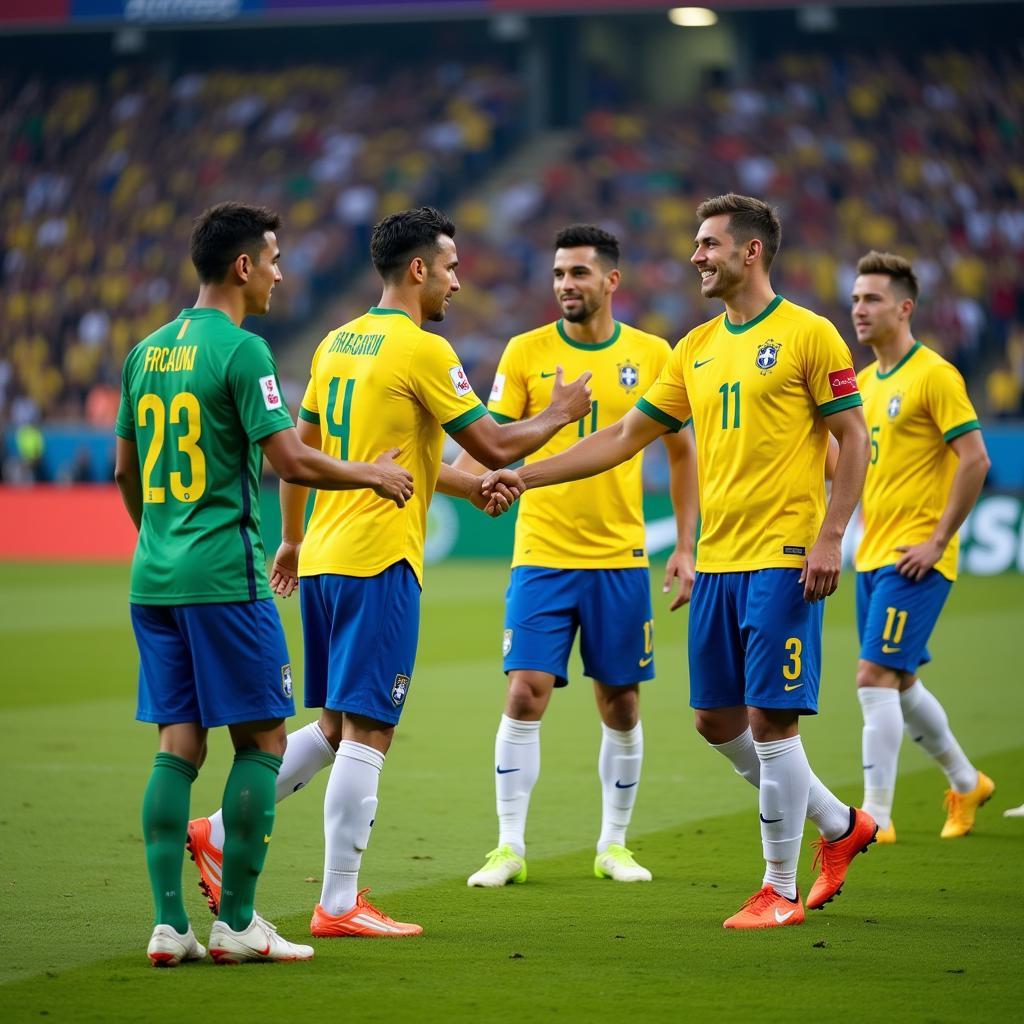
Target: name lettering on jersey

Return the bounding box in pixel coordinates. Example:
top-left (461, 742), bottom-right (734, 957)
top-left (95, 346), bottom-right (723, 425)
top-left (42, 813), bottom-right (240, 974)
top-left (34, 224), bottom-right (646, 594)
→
top-left (328, 330), bottom-right (385, 357)
top-left (618, 360), bottom-right (639, 393)
top-left (143, 345), bottom-right (197, 373)
top-left (828, 368), bottom-right (858, 398)
top-left (755, 340), bottom-right (781, 373)
top-left (449, 365), bottom-right (472, 397)
top-left (259, 374), bottom-right (282, 410)
top-left (490, 372), bottom-right (506, 402)
top-left (887, 392), bottom-right (903, 419)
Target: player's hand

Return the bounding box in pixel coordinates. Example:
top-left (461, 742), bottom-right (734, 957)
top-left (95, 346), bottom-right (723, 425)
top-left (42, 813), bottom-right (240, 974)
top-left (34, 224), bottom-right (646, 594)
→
top-left (472, 469), bottom-right (522, 517)
top-left (894, 538), bottom-right (943, 581)
top-left (801, 537), bottom-right (841, 602)
top-left (270, 540), bottom-right (301, 598)
top-left (548, 365), bottom-right (593, 425)
top-left (372, 448), bottom-right (414, 507)
top-left (662, 547), bottom-right (695, 611)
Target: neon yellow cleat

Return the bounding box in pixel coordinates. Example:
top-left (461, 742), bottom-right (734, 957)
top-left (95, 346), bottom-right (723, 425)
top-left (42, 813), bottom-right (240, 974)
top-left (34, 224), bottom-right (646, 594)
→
top-left (594, 844), bottom-right (652, 882)
top-left (941, 771), bottom-right (995, 838)
top-left (467, 845), bottom-right (527, 887)
top-left (875, 821), bottom-right (896, 844)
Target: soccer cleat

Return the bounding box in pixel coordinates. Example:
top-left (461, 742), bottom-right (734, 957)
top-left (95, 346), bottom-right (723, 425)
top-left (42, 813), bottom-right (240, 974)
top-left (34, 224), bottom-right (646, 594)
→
top-left (467, 845), bottom-right (527, 887)
top-left (147, 924), bottom-right (206, 967)
top-left (209, 913), bottom-right (314, 964)
top-left (594, 844), bottom-right (652, 882)
top-left (875, 821), bottom-right (896, 844)
top-left (807, 807), bottom-right (877, 910)
top-left (1004, 803), bottom-right (1024, 819)
top-left (723, 886), bottom-right (805, 929)
top-left (310, 889), bottom-right (423, 937)
top-left (186, 817), bottom-right (223, 915)
top-left (941, 771), bottom-right (995, 838)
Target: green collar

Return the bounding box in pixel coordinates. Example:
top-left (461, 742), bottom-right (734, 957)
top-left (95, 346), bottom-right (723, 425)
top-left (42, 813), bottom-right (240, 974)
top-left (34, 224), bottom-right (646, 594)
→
top-left (876, 341), bottom-right (921, 379)
top-left (556, 319), bottom-right (621, 350)
top-left (368, 306), bottom-right (414, 322)
top-left (723, 295), bottom-right (784, 335)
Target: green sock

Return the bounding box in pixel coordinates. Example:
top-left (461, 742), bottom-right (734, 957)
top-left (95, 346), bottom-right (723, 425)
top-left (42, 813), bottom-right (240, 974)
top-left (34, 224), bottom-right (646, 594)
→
top-left (218, 749), bottom-right (283, 932)
top-left (142, 752), bottom-right (198, 934)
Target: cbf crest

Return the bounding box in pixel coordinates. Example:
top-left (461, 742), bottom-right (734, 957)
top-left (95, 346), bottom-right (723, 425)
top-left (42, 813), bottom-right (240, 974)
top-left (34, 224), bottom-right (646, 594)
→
top-left (391, 674), bottom-right (410, 708)
top-left (755, 341), bottom-right (781, 374)
top-left (281, 664), bottom-right (293, 698)
top-left (618, 360), bottom-right (639, 393)
top-left (887, 392), bottom-right (903, 420)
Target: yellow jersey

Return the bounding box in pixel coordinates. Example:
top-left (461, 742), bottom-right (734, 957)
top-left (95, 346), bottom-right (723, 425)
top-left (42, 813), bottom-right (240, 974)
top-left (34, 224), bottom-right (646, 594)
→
top-left (638, 296), bottom-right (862, 573)
top-left (855, 342), bottom-right (979, 582)
top-left (297, 307), bottom-right (487, 584)
top-left (488, 319), bottom-right (671, 569)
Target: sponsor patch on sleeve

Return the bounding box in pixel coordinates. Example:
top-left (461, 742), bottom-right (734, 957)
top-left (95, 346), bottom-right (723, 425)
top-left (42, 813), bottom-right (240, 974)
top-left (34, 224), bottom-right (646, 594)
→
top-left (828, 368), bottom-right (858, 398)
top-left (490, 372), bottom-right (506, 402)
top-left (259, 374), bottom-right (283, 410)
top-left (449, 365), bottom-right (473, 397)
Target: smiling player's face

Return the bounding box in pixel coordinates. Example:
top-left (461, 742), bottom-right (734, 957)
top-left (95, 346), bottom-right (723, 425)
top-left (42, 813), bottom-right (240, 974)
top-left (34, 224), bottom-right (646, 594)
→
top-left (423, 235), bottom-right (459, 323)
top-left (552, 246), bottom-right (616, 324)
top-left (691, 215), bottom-right (747, 301)
top-left (243, 231), bottom-right (282, 316)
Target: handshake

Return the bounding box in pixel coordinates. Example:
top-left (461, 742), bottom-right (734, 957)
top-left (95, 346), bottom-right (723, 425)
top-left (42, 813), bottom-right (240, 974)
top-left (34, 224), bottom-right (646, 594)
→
top-left (470, 468), bottom-right (527, 518)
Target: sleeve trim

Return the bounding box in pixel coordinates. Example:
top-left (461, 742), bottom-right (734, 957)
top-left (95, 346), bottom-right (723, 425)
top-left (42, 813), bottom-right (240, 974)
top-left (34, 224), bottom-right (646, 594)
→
top-left (298, 406), bottom-right (320, 424)
top-left (636, 397), bottom-right (684, 433)
top-left (818, 394), bottom-right (863, 417)
top-left (488, 410), bottom-right (517, 424)
top-left (114, 425), bottom-right (135, 440)
top-left (943, 419), bottom-right (980, 443)
top-left (443, 403), bottom-right (488, 435)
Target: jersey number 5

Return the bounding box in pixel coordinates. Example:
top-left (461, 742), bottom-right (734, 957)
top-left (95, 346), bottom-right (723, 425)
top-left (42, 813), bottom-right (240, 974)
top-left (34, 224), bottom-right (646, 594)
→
top-left (138, 392), bottom-right (206, 504)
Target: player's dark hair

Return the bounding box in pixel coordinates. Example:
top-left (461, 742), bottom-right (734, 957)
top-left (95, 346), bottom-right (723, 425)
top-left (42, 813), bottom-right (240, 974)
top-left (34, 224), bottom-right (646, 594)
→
top-left (371, 206), bottom-right (456, 282)
top-left (696, 193), bottom-right (782, 269)
top-left (554, 224), bottom-right (620, 268)
top-left (856, 250), bottom-right (920, 302)
top-left (189, 202), bottom-right (280, 283)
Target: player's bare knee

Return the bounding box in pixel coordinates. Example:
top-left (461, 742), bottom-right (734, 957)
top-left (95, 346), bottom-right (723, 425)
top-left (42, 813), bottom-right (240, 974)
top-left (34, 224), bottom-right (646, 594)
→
top-left (747, 707), bottom-right (799, 743)
top-left (856, 659), bottom-right (900, 689)
top-left (318, 710), bottom-right (345, 749)
top-left (693, 707), bottom-right (748, 745)
top-left (596, 683), bottom-right (638, 730)
top-left (505, 671), bottom-right (551, 720)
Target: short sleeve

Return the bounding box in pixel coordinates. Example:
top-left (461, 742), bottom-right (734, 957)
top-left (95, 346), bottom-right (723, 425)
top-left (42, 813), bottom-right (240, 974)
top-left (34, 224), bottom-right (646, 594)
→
top-left (636, 339), bottom-right (691, 432)
top-left (486, 339), bottom-right (528, 423)
top-left (803, 318), bottom-right (863, 417)
top-left (114, 357), bottom-right (136, 440)
top-left (410, 332), bottom-right (488, 435)
top-left (923, 361), bottom-right (980, 442)
top-left (225, 334), bottom-right (295, 442)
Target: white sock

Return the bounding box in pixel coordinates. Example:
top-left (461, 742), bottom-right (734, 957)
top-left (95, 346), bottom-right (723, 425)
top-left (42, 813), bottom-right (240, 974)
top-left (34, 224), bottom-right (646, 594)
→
top-left (858, 687), bottom-right (903, 829)
top-left (597, 722), bottom-right (643, 852)
top-left (320, 740), bottom-right (384, 917)
top-left (754, 736), bottom-right (810, 901)
top-left (900, 679), bottom-right (978, 793)
top-left (710, 726), bottom-right (849, 841)
top-left (494, 714), bottom-right (541, 857)
top-left (208, 721), bottom-right (336, 849)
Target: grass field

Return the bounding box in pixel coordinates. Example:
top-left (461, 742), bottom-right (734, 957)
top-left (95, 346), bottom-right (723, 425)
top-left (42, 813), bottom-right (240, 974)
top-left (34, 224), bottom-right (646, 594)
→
top-left (2, 561), bottom-right (1023, 1022)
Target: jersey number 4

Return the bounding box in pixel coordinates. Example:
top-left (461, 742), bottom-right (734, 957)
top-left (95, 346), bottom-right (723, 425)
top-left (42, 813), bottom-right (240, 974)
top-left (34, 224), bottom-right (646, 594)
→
top-left (137, 392), bottom-right (206, 504)
top-left (326, 377), bottom-right (356, 458)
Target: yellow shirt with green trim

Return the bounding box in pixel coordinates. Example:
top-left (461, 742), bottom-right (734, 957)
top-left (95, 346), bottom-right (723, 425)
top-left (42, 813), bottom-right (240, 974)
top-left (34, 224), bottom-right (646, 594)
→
top-left (855, 342), bottom-right (979, 582)
top-left (488, 319), bottom-right (671, 569)
top-left (297, 307), bottom-right (487, 584)
top-left (637, 296), bottom-right (861, 573)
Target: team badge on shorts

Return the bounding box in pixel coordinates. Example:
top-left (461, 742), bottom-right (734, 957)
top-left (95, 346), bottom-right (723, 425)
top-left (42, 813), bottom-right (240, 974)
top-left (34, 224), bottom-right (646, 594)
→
top-left (756, 341), bottom-right (781, 373)
top-left (281, 664), bottom-right (293, 698)
top-left (391, 674), bottom-right (410, 707)
top-left (618, 360), bottom-right (639, 393)
top-left (887, 392), bottom-right (903, 419)
top-left (502, 629), bottom-right (513, 656)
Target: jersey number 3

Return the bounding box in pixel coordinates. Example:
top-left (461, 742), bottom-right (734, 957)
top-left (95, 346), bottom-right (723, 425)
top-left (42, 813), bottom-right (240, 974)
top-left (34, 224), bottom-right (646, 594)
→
top-left (138, 392), bottom-right (206, 504)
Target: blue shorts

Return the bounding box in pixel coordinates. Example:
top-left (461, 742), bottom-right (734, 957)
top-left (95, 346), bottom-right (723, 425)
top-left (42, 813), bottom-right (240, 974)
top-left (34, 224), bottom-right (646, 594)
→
top-left (503, 566), bottom-right (655, 688)
top-left (131, 599), bottom-right (295, 728)
top-left (688, 569), bottom-right (823, 714)
top-left (300, 561), bottom-right (421, 726)
top-left (856, 566), bottom-right (952, 674)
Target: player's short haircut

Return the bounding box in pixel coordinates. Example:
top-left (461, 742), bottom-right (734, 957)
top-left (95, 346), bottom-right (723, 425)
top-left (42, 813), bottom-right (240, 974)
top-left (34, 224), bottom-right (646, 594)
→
top-left (856, 250), bottom-right (920, 302)
top-left (554, 224), bottom-right (620, 268)
top-left (190, 202), bottom-right (280, 283)
top-left (371, 206), bottom-right (456, 282)
top-left (696, 193), bottom-right (782, 269)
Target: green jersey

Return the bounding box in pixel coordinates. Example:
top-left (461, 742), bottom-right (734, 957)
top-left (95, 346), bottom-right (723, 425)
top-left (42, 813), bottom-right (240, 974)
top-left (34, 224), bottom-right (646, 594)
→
top-left (115, 307), bottom-right (294, 605)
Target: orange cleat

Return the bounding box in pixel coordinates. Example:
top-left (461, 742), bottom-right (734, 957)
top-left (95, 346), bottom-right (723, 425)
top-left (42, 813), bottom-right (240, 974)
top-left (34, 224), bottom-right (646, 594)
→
top-left (941, 772), bottom-right (995, 838)
top-left (807, 807), bottom-right (878, 910)
top-left (310, 889), bottom-right (423, 938)
top-left (186, 818), bottom-right (223, 916)
top-left (723, 885), bottom-right (805, 929)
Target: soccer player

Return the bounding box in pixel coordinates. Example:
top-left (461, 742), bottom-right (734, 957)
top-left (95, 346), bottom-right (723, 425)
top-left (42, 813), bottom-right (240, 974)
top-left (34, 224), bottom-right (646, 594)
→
top-left (115, 202), bottom-right (415, 966)
top-left (850, 250), bottom-right (993, 842)
top-left (187, 206), bottom-right (592, 937)
top-left (483, 194), bottom-right (877, 929)
top-left (458, 224), bottom-right (698, 887)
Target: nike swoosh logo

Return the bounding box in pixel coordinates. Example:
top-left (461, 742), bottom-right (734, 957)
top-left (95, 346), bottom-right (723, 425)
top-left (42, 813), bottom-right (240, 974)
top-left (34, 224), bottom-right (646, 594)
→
top-left (882, 644), bottom-right (901, 653)
top-left (760, 814), bottom-right (783, 823)
top-left (774, 908), bottom-right (796, 923)
top-left (615, 780), bottom-right (639, 789)
top-left (256, 943), bottom-right (271, 956)
top-left (638, 655), bottom-right (654, 667)
top-left (783, 682), bottom-right (803, 692)
top-left (863, 764), bottom-right (875, 770)
top-left (496, 766), bottom-right (520, 775)
top-left (693, 358), bottom-right (715, 368)
top-left (540, 371), bottom-right (557, 378)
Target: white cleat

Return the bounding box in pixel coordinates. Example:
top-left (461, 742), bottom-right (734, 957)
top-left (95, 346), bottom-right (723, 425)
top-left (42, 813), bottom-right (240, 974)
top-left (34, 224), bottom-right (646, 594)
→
top-left (1004, 803), bottom-right (1024, 818)
top-left (147, 924), bottom-right (206, 967)
top-left (594, 844), bottom-right (653, 882)
top-left (467, 844), bottom-right (527, 887)
top-left (209, 913), bottom-right (314, 964)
